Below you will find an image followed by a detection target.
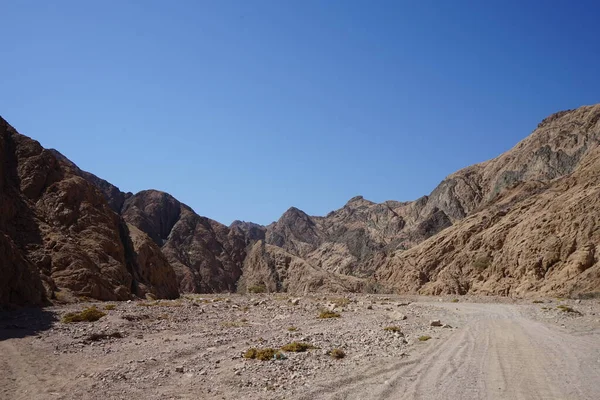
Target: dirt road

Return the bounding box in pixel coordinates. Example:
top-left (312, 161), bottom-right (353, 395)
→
top-left (2, 298), bottom-right (600, 400)
top-left (305, 303), bottom-right (600, 400)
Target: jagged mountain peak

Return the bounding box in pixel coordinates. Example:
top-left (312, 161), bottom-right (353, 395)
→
top-left (2, 104), bottom-right (600, 306)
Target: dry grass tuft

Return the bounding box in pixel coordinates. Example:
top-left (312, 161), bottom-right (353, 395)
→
top-left (62, 306), bottom-right (106, 323)
top-left (557, 305), bottom-right (581, 314)
top-left (329, 348), bottom-right (346, 359)
top-left (318, 310), bottom-right (341, 319)
top-left (280, 342), bottom-right (316, 352)
top-left (418, 335), bottom-right (432, 342)
top-left (330, 297), bottom-right (351, 307)
top-left (248, 284), bottom-right (267, 294)
top-left (243, 348), bottom-right (283, 361)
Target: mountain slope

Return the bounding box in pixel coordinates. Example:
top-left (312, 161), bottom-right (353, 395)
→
top-left (260, 105), bottom-right (600, 296)
top-left (377, 145), bottom-right (600, 297)
top-left (121, 190), bottom-right (248, 292)
top-left (2, 104), bottom-right (599, 305)
top-left (0, 117), bottom-right (179, 305)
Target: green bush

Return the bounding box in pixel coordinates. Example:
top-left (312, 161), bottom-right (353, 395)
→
top-left (318, 310), bottom-right (341, 319)
top-left (243, 348), bottom-right (283, 361)
top-left (248, 284), bottom-right (267, 294)
top-left (61, 306), bottom-right (106, 323)
top-left (383, 326), bottom-right (402, 333)
top-left (280, 342), bottom-right (316, 352)
top-left (418, 335), bottom-right (432, 342)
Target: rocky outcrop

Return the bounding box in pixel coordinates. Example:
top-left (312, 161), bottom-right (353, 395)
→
top-left (48, 149), bottom-right (131, 214)
top-left (0, 117), bottom-right (178, 305)
top-left (125, 224), bottom-right (179, 299)
top-left (374, 105), bottom-right (600, 296)
top-left (377, 146), bottom-right (600, 297)
top-left (239, 240), bottom-right (364, 294)
top-left (230, 220), bottom-right (266, 244)
top-left (0, 233), bottom-right (45, 306)
top-left (2, 103), bottom-right (599, 304)
top-left (261, 195), bottom-right (452, 279)
top-left (259, 105), bottom-right (600, 297)
top-left (121, 190), bottom-right (248, 293)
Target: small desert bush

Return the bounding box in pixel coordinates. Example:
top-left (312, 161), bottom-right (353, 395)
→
top-left (243, 348), bottom-right (283, 361)
top-left (330, 297), bottom-right (350, 307)
top-left (329, 348), bottom-right (346, 359)
top-left (104, 304), bottom-right (116, 310)
top-left (280, 342), bottom-right (316, 352)
top-left (248, 284), bottom-right (267, 294)
top-left (418, 335), bottom-right (432, 342)
top-left (287, 326), bottom-right (298, 332)
top-left (451, 298), bottom-right (459, 303)
top-left (557, 305), bottom-right (581, 314)
top-left (318, 310), bottom-right (341, 319)
top-left (532, 300), bottom-right (544, 304)
top-left (473, 256), bottom-right (491, 271)
top-left (383, 326), bottom-right (403, 333)
top-left (575, 292), bottom-right (600, 300)
top-left (62, 306), bottom-right (106, 323)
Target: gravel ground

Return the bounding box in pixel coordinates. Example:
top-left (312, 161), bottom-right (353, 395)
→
top-left (1, 295), bottom-right (599, 400)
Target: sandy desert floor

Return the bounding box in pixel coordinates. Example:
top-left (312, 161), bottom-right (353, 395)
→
top-left (1, 294), bottom-right (600, 400)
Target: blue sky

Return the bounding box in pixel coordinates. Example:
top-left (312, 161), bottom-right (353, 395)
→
top-left (2, 1), bottom-right (599, 225)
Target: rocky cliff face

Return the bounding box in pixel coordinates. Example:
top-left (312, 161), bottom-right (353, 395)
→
top-left (257, 105), bottom-right (600, 297)
top-left (2, 104), bottom-right (599, 305)
top-left (0, 117), bottom-right (178, 306)
top-left (376, 105), bottom-right (600, 297)
top-left (121, 190), bottom-right (249, 293)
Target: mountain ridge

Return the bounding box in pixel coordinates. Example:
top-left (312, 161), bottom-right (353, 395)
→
top-left (1, 104), bottom-right (599, 306)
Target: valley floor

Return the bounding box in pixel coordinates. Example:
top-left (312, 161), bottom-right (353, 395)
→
top-left (1, 295), bottom-right (600, 400)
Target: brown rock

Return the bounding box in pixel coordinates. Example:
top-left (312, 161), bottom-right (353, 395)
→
top-left (121, 190), bottom-right (248, 293)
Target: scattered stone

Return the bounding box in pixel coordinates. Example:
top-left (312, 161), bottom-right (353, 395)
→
top-left (430, 320), bottom-right (443, 327)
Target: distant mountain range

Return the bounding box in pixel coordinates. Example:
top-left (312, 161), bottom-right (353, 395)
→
top-left (2, 104), bottom-right (599, 306)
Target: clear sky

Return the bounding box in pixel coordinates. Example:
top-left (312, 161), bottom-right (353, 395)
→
top-left (2, 1), bottom-right (599, 225)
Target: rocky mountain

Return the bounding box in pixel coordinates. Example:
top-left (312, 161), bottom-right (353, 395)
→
top-left (0, 117), bottom-right (179, 306)
top-left (376, 106), bottom-right (600, 297)
top-left (1, 104), bottom-right (599, 306)
top-left (120, 190), bottom-right (249, 293)
top-left (261, 105), bottom-right (600, 297)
